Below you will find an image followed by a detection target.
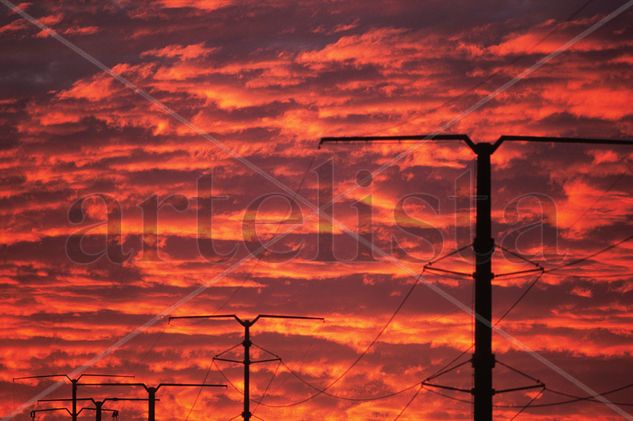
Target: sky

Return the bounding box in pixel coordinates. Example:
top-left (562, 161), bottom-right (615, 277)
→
top-left (1, 0), bottom-right (633, 420)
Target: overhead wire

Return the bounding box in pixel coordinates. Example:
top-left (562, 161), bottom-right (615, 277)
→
top-left (213, 359), bottom-right (242, 394)
top-left (508, 386), bottom-right (545, 421)
top-left (208, 264), bottom-right (480, 408)
top-left (424, 386), bottom-right (472, 405)
top-left (541, 383), bottom-right (633, 407)
top-left (274, 358), bottom-right (420, 403)
top-left (495, 272), bottom-right (544, 325)
top-left (184, 359), bottom-right (214, 421)
top-left (190, 246), bottom-right (628, 416)
top-left (531, 156), bottom-right (633, 282)
top-left (251, 250), bottom-right (544, 410)
top-left (494, 383), bottom-right (633, 409)
top-left (392, 384), bottom-right (424, 421)
top-left (250, 344), bottom-right (282, 416)
top-left (395, 268), bottom-right (544, 414)
top-left (373, 240), bottom-right (575, 416)
top-left (251, 269), bottom-right (425, 407)
top-left (545, 232), bottom-right (633, 274)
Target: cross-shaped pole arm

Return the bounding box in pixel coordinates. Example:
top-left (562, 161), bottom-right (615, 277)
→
top-left (169, 314), bottom-right (242, 323)
top-left (495, 135), bottom-right (633, 148)
top-left (81, 382), bottom-right (227, 392)
top-left (320, 134), bottom-right (476, 151)
top-left (320, 133), bottom-right (633, 155)
top-left (14, 373), bottom-right (134, 383)
top-left (170, 314), bottom-right (324, 326)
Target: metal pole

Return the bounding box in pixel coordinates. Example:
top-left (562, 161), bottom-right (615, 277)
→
top-left (473, 143), bottom-right (494, 421)
top-left (95, 401), bottom-right (103, 421)
top-left (169, 313), bottom-right (322, 420)
top-left (243, 322), bottom-right (251, 421)
top-left (148, 387), bottom-right (157, 421)
top-left (319, 133), bottom-right (633, 421)
top-left (71, 379), bottom-right (78, 421)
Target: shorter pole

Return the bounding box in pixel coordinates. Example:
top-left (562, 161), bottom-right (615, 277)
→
top-left (243, 323), bottom-right (251, 421)
top-left (148, 387), bottom-right (157, 421)
top-left (169, 313), bottom-right (324, 421)
top-left (94, 401), bottom-right (104, 421)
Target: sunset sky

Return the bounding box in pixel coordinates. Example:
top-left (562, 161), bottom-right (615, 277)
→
top-left (1, 0), bottom-right (633, 420)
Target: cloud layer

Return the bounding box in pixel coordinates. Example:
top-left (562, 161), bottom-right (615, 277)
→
top-left (1, 0), bottom-right (633, 419)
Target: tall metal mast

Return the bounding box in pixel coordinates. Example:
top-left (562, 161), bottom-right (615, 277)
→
top-left (320, 133), bottom-right (633, 420)
top-left (170, 314), bottom-right (324, 420)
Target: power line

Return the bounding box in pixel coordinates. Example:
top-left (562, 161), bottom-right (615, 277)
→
top-left (273, 358), bottom-right (420, 403)
top-left (543, 383), bottom-right (633, 407)
top-left (415, 269), bottom-right (567, 416)
top-left (393, 384), bottom-right (424, 421)
top-left (545, 232), bottom-right (633, 274)
top-left (494, 383), bottom-right (633, 409)
top-left (251, 359), bottom-right (281, 413)
top-left (184, 360), bottom-right (215, 421)
top-left (242, 246), bottom-right (548, 412)
top-left (424, 386), bottom-right (472, 404)
top-left (250, 270), bottom-right (424, 408)
top-left (202, 262), bottom-right (629, 418)
top-left (386, 257), bottom-right (546, 418)
top-left (495, 272), bottom-right (544, 325)
top-left (508, 387), bottom-right (545, 421)
top-left (253, 264), bottom-right (545, 409)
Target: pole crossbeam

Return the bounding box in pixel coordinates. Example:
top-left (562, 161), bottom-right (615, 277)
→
top-left (422, 381), bottom-right (471, 394)
top-left (319, 133), bottom-right (633, 421)
top-left (29, 406), bottom-right (120, 420)
top-left (170, 313), bottom-right (323, 421)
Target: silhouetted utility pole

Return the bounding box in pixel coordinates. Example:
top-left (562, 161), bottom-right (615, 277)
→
top-left (170, 314), bottom-right (324, 421)
top-left (81, 381), bottom-right (226, 421)
top-left (39, 397), bottom-right (145, 421)
top-left (14, 373), bottom-right (133, 421)
top-left (320, 134), bottom-right (633, 421)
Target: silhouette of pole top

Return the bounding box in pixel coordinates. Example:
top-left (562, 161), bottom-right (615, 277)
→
top-left (169, 313), bottom-right (325, 327)
top-left (14, 373), bottom-right (134, 383)
top-left (319, 134), bottom-right (633, 153)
